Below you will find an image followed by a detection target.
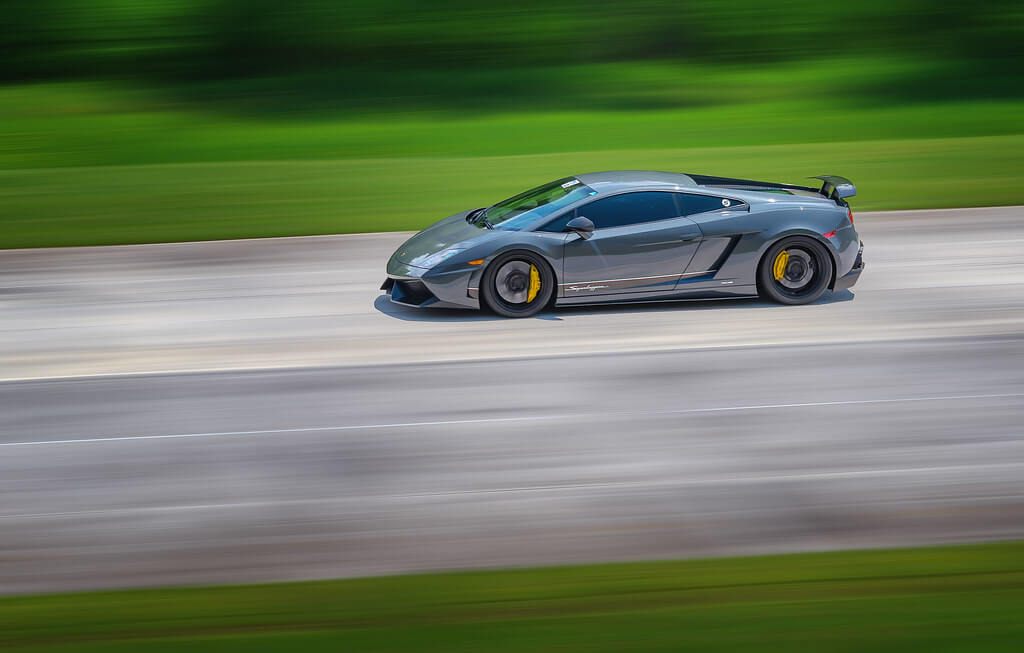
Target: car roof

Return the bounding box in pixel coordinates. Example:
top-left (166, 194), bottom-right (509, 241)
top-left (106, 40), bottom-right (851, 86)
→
top-left (572, 170), bottom-right (834, 206)
top-left (574, 170), bottom-right (698, 194)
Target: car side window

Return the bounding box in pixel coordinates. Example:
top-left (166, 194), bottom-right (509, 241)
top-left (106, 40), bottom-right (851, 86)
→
top-left (675, 193), bottom-right (744, 215)
top-left (574, 192), bottom-right (680, 230)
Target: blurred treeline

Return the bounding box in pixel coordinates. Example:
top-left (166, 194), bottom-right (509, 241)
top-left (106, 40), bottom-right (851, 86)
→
top-left (4, 0), bottom-right (1022, 109)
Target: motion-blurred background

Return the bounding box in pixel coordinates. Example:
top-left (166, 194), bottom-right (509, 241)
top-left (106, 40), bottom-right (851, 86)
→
top-left (3, 3), bottom-right (1024, 650)
top-left (2, 0), bottom-right (1022, 247)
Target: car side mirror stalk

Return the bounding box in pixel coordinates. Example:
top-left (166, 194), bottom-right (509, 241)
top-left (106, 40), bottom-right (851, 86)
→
top-left (565, 216), bottom-right (595, 240)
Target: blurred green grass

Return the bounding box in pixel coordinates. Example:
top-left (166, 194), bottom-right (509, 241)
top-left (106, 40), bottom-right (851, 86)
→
top-left (3, 135), bottom-right (1022, 248)
top-left (1, 79), bottom-right (1022, 248)
top-left (3, 541), bottom-right (1023, 652)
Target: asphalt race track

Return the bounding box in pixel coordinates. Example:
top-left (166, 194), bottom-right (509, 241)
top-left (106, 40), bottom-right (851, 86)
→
top-left (2, 207), bottom-right (1023, 594)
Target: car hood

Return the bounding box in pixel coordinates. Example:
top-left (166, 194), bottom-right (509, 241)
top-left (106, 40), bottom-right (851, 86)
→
top-left (394, 210), bottom-right (494, 267)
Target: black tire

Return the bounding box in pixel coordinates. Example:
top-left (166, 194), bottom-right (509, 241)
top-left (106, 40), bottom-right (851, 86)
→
top-left (758, 236), bottom-right (833, 305)
top-left (480, 250), bottom-right (555, 318)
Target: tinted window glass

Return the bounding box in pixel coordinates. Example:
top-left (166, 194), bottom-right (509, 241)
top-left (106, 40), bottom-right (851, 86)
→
top-left (676, 193), bottom-right (740, 215)
top-left (538, 211), bottom-right (576, 233)
top-left (575, 192), bottom-right (680, 230)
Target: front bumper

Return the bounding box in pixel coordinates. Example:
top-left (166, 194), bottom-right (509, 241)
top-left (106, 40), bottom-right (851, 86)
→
top-left (833, 241), bottom-right (864, 292)
top-left (381, 258), bottom-right (481, 309)
top-left (380, 277), bottom-right (439, 307)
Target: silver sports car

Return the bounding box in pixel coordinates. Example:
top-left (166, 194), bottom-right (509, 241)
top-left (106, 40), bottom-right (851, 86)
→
top-left (382, 171), bottom-right (863, 317)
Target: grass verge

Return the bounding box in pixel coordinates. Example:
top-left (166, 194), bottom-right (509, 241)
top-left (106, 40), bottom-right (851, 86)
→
top-left (3, 540), bottom-right (1024, 651)
top-left (2, 135), bottom-right (1022, 248)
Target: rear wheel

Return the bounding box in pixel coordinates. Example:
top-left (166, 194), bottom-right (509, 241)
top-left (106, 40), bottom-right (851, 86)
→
top-left (481, 251), bottom-right (554, 318)
top-left (758, 237), bottom-right (833, 305)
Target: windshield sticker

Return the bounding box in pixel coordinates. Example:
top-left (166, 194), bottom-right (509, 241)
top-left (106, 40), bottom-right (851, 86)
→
top-left (561, 179), bottom-right (581, 188)
top-left (722, 199), bottom-right (731, 207)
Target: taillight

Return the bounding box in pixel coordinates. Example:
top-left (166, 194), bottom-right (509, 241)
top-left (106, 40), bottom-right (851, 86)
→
top-left (848, 207), bottom-right (854, 224)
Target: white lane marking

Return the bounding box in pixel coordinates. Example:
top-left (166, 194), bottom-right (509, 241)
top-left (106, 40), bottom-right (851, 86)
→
top-left (0, 415), bottom-right (547, 447)
top-left (2, 392), bottom-right (1022, 448)
top-left (662, 392), bottom-right (1024, 414)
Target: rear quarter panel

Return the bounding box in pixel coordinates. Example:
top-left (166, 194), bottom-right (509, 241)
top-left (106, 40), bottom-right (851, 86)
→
top-left (693, 201), bottom-right (855, 287)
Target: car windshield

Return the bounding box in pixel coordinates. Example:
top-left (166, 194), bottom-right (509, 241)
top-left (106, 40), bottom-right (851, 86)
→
top-left (484, 178), bottom-right (595, 231)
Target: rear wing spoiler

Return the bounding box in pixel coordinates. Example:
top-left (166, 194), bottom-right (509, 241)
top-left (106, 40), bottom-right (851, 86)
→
top-left (688, 173), bottom-right (855, 203)
top-left (812, 175), bottom-right (856, 201)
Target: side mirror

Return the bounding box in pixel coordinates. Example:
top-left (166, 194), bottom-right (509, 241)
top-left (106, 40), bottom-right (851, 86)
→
top-left (565, 216), bottom-right (595, 240)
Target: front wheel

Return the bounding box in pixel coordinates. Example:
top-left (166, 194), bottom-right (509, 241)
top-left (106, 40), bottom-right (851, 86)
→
top-left (758, 237), bottom-right (833, 305)
top-left (480, 251), bottom-right (555, 318)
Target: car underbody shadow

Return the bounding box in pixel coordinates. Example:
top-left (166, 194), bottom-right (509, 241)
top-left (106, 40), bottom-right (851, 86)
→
top-left (373, 290), bottom-right (853, 322)
top-left (373, 295), bottom-right (507, 322)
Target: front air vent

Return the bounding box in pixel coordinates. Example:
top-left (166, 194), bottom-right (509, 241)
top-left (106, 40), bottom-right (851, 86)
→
top-left (390, 279), bottom-right (437, 306)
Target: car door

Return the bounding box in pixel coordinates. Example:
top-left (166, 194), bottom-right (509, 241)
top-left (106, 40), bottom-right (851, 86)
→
top-left (556, 191), bottom-right (703, 296)
top-left (673, 192), bottom-right (751, 285)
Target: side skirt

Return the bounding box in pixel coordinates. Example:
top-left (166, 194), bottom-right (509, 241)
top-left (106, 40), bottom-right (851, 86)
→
top-left (554, 284), bottom-right (758, 307)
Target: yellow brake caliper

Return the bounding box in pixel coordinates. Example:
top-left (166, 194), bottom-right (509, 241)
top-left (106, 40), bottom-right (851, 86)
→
top-left (527, 264), bottom-right (541, 303)
top-left (772, 250), bottom-right (789, 281)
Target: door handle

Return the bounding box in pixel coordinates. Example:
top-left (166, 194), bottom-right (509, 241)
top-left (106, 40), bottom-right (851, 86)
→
top-left (680, 235), bottom-right (701, 242)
